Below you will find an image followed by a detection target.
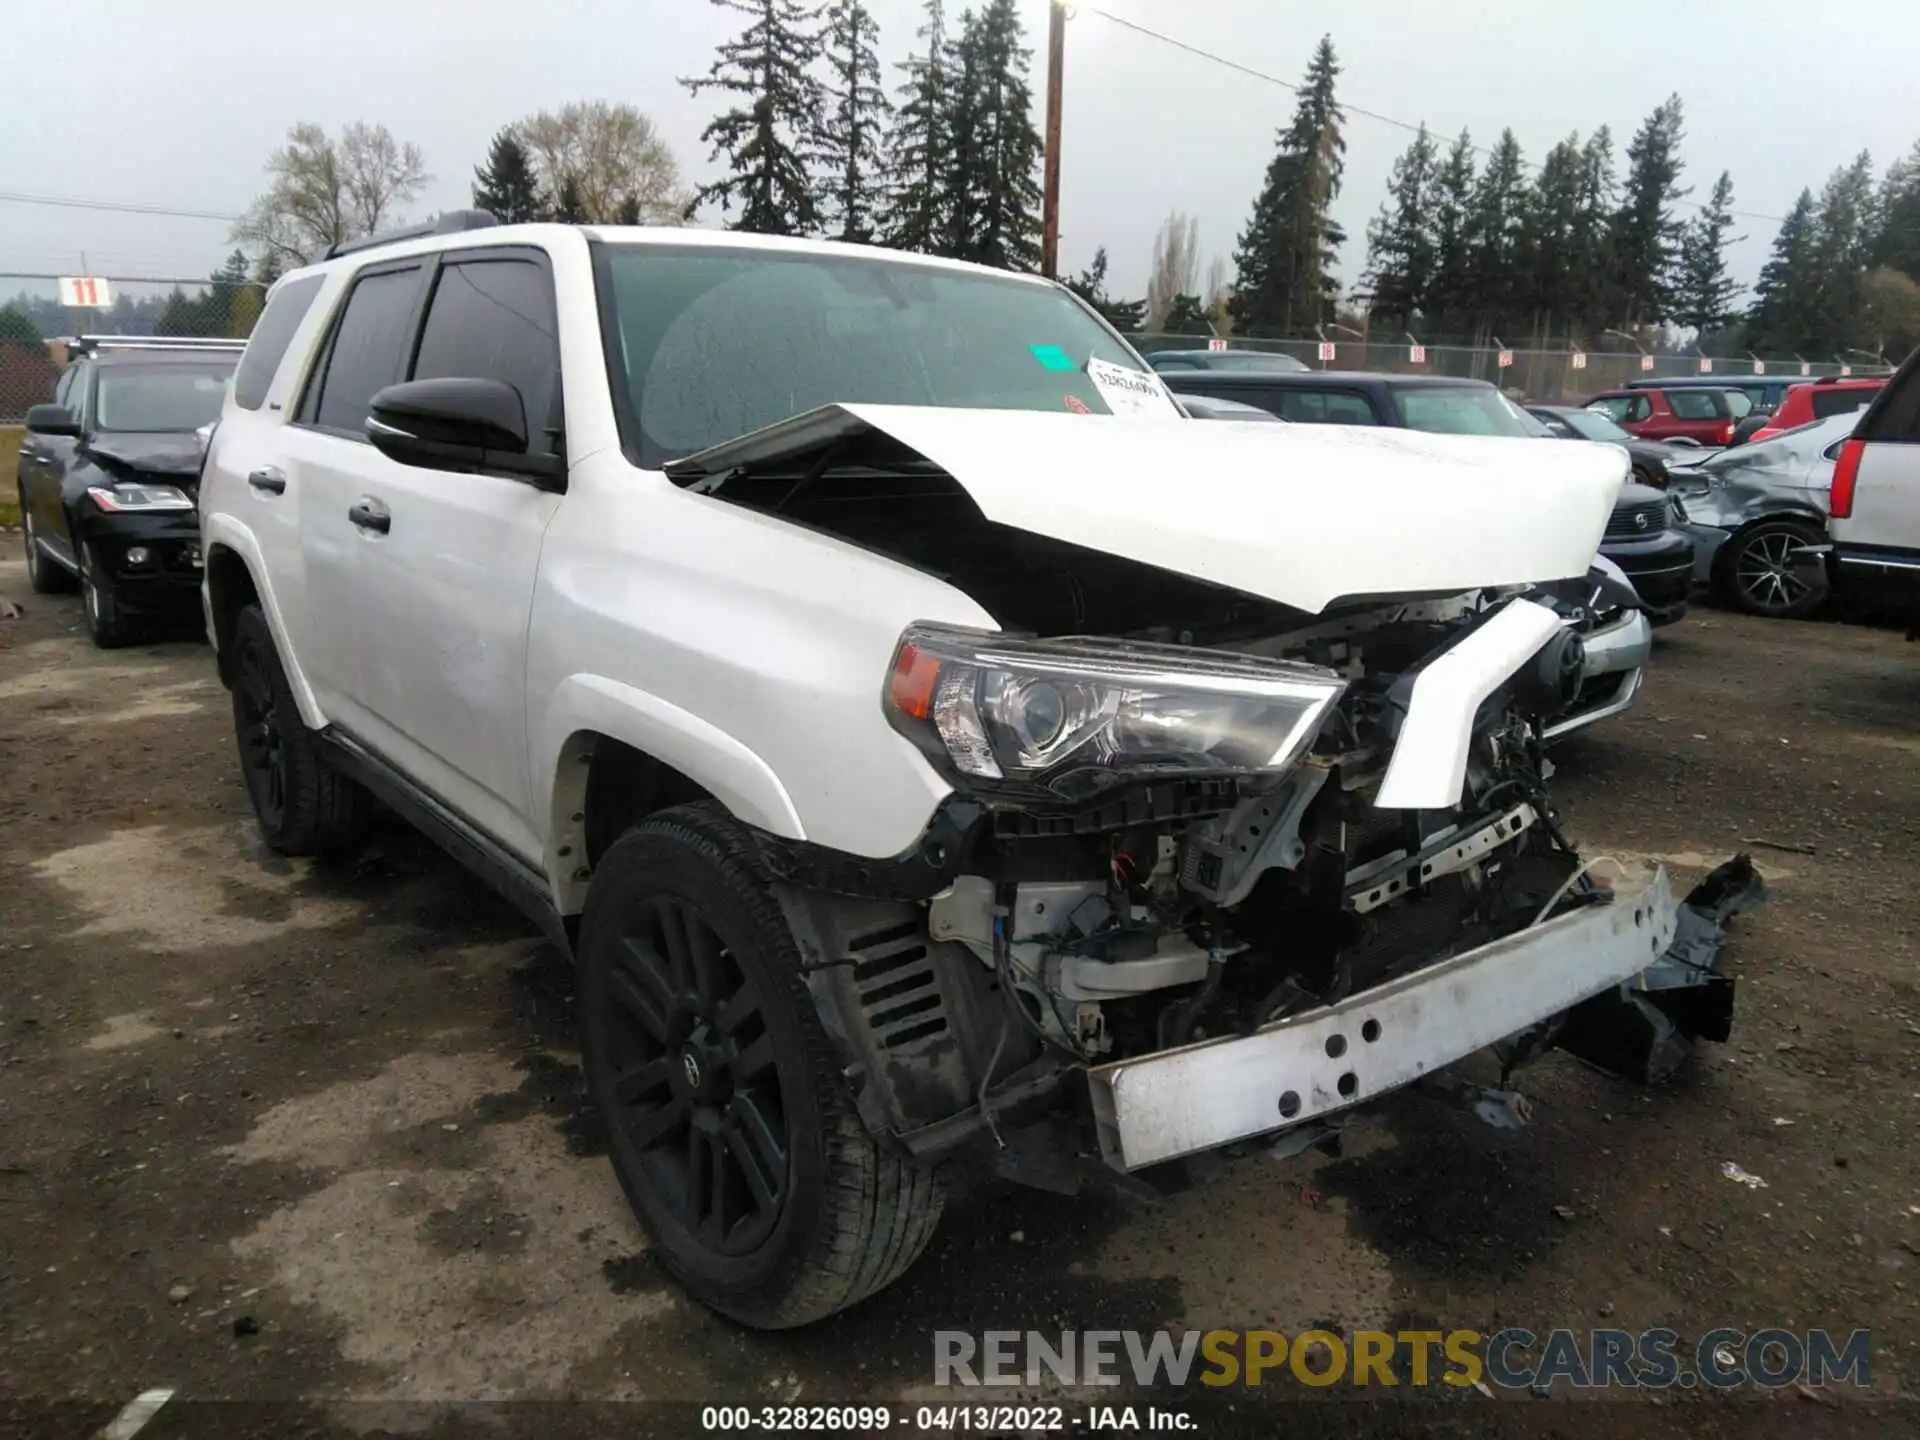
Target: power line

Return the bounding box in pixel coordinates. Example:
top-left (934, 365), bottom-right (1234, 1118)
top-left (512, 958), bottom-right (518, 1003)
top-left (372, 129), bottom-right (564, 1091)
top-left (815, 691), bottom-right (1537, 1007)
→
top-left (0, 189), bottom-right (241, 222)
top-left (1079, 5), bottom-right (1790, 226)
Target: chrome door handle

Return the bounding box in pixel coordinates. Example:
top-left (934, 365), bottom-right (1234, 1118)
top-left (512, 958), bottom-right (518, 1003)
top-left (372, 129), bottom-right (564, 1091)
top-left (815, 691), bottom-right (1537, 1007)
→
top-left (247, 466), bottom-right (286, 495)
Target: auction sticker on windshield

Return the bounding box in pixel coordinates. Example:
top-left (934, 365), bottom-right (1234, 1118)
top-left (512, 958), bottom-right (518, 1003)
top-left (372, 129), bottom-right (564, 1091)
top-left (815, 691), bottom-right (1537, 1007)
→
top-left (1087, 356), bottom-right (1179, 418)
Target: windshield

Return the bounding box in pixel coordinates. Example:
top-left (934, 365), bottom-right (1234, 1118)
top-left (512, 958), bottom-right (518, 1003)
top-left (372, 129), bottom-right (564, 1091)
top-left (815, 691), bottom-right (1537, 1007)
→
top-left (93, 363), bottom-right (234, 433)
top-left (1396, 386), bottom-right (1542, 438)
top-left (1554, 408), bottom-right (1634, 443)
top-left (595, 243), bottom-right (1159, 466)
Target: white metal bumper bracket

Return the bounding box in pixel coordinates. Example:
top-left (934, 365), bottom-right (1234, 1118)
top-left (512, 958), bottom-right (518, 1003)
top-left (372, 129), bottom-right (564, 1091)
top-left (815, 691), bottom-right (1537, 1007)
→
top-left (1086, 864), bottom-right (1678, 1170)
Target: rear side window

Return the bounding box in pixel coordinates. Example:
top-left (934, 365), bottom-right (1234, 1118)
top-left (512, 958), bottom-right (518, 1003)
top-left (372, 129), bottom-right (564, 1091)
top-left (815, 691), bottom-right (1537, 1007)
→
top-left (304, 264), bottom-right (427, 435)
top-left (410, 258), bottom-right (561, 454)
top-left (1268, 388), bottom-right (1378, 425)
top-left (1667, 390), bottom-right (1726, 420)
top-left (234, 274), bottom-right (326, 410)
top-left (1812, 387), bottom-right (1878, 421)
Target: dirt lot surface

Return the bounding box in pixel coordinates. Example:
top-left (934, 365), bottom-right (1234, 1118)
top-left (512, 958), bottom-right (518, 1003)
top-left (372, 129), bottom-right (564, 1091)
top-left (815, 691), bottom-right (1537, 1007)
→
top-left (2, 549), bottom-right (1916, 1438)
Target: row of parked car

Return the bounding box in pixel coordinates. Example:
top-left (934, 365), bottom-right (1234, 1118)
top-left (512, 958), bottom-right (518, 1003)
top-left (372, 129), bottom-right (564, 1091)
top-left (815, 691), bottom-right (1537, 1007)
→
top-left (1147, 348), bottom-right (1917, 631)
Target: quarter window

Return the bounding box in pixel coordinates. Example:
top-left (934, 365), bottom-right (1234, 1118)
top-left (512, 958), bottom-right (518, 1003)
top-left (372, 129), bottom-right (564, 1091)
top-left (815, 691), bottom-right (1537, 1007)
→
top-left (1265, 388), bottom-right (1378, 425)
top-left (235, 273), bottom-right (327, 411)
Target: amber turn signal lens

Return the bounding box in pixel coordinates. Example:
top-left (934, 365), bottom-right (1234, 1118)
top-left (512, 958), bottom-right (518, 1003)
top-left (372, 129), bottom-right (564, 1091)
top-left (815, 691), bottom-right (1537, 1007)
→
top-left (888, 642), bottom-right (942, 720)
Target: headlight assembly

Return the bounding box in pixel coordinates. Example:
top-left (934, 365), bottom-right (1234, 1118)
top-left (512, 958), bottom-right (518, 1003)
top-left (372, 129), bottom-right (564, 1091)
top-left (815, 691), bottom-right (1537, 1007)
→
top-left (885, 624), bottom-right (1347, 796)
top-left (87, 484), bottom-right (194, 513)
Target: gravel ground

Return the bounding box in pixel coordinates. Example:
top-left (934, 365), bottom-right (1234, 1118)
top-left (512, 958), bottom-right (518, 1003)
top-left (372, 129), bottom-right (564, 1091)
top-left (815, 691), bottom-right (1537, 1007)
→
top-left (1, 550), bottom-right (1916, 1439)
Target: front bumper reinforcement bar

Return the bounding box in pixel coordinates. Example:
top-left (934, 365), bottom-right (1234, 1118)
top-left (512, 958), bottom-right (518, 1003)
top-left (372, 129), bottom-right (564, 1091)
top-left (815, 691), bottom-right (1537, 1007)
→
top-left (1086, 864), bottom-right (1678, 1170)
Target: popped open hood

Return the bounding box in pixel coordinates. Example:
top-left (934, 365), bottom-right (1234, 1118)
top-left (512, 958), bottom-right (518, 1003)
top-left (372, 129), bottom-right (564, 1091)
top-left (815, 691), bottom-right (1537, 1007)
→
top-left (669, 404), bottom-right (1627, 615)
top-left (86, 433), bottom-right (206, 477)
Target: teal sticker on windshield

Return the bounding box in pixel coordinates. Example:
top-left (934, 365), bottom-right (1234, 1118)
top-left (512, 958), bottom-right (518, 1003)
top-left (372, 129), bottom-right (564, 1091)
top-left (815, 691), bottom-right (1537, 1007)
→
top-left (1030, 343), bottom-right (1076, 372)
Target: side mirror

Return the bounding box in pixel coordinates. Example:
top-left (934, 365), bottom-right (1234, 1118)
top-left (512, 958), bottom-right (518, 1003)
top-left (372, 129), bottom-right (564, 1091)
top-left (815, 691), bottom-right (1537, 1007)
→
top-left (24, 403), bottom-right (80, 436)
top-left (366, 377), bottom-right (564, 489)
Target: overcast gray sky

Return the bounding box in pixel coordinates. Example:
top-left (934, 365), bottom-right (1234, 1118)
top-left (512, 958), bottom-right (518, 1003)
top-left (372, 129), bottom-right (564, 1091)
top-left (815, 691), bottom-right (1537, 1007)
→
top-left (6, 0), bottom-right (1917, 318)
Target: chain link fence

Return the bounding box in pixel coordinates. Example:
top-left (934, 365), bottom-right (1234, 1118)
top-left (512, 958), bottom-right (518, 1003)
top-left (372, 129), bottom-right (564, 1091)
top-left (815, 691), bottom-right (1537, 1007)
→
top-left (1126, 331), bottom-right (1894, 402)
top-left (1, 273), bottom-right (267, 423)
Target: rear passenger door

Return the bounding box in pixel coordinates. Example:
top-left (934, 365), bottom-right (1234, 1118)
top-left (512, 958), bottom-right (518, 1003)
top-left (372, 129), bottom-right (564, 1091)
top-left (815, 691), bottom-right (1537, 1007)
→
top-left (1259, 387), bottom-right (1381, 425)
top-left (278, 259), bottom-right (431, 722)
top-left (345, 248), bottom-right (564, 862)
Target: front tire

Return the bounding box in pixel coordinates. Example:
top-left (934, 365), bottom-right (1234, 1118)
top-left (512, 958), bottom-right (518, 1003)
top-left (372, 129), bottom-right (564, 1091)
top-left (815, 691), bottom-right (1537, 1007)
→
top-left (78, 537), bottom-right (141, 648)
top-left (1714, 518), bottom-right (1829, 619)
top-left (229, 603), bottom-right (370, 854)
top-left (579, 803), bottom-right (944, 1328)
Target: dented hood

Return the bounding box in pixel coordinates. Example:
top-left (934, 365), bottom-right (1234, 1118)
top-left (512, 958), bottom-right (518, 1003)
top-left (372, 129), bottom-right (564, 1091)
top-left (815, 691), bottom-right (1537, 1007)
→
top-left (670, 404), bottom-right (1627, 615)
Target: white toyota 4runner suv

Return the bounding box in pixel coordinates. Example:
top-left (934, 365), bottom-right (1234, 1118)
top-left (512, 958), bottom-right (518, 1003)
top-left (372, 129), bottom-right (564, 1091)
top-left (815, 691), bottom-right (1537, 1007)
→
top-left (201, 215), bottom-right (1739, 1328)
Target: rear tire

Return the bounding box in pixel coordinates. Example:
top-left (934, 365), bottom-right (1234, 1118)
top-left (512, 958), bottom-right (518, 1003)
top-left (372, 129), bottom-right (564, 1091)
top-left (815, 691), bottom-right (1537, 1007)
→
top-left (1713, 518), bottom-right (1829, 619)
top-left (229, 603), bottom-right (371, 854)
top-left (20, 491), bottom-right (76, 595)
top-left (579, 802), bottom-right (944, 1328)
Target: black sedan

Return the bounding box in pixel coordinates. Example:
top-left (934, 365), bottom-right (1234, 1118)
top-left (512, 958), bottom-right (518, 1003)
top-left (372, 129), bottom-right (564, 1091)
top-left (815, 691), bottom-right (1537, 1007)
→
top-left (17, 337), bottom-right (243, 647)
top-left (1527, 404), bottom-right (1689, 488)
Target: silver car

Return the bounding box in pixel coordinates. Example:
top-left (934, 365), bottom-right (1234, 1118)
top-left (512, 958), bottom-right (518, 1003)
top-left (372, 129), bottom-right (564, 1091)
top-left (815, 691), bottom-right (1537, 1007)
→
top-left (1667, 411), bottom-right (1859, 619)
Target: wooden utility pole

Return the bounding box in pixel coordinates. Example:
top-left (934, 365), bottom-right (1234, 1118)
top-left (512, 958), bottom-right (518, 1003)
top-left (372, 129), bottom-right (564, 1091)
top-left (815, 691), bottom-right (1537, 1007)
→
top-left (1040, 0), bottom-right (1066, 278)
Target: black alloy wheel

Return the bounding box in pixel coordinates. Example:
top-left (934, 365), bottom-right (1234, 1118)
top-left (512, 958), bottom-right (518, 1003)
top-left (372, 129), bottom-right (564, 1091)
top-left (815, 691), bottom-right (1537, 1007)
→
top-left (235, 627), bottom-right (289, 835)
top-left (1719, 519), bottom-right (1829, 619)
top-left (601, 894), bottom-right (789, 1256)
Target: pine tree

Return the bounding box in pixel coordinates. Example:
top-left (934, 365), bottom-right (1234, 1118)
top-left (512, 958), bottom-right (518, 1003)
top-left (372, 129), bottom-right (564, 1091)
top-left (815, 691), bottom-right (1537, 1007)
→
top-left (1874, 139), bottom-right (1920, 281)
top-left (550, 173), bottom-right (588, 224)
top-left (1673, 171), bottom-right (1742, 332)
top-left (1066, 247), bottom-right (1148, 330)
top-left (816, 0), bottom-right (891, 243)
top-left (942, 0), bottom-right (1042, 270)
top-left (1608, 95), bottom-right (1688, 327)
top-left (681, 0), bottom-right (824, 234)
top-left (1518, 135), bottom-right (1584, 338)
top-left (880, 0), bottom-right (950, 253)
top-left (1361, 125), bottom-right (1437, 330)
top-left (1229, 35), bottom-right (1346, 335)
top-left (1424, 129), bottom-right (1477, 335)
top-left (471, 129), bottom-right (545, 223)
top-left (1747, 188), bottom-right (1820, 353)
top-left (1463, 129), bottom-right (1528, 336)
top-left (1807, 151), bottom-right (1879, 351)
top-left (1572, 127), bottom-right (1617, 337)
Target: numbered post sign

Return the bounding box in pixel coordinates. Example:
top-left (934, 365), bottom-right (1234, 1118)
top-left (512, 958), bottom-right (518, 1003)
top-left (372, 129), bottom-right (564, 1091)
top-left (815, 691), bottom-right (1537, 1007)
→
top-left (58, 276), bottom-right (112, 308)
top-left (1207, 337), bottom-right (1227, 352)
top-left (1496, 349), bottom-right (1514, 369)
top-left (1409, 344), bottom-right (1426, 364)
top-left (1752, 360), bottom-right (1766, 375)
top-left (1800, 361), bottom-right (1811, 376)
top-left (1569, 350), bottom-right (1587, 370)
top-left (1840, 364), bottom-right (1852, 377)
top-left (1639, 354), bottom-right (1656, 372)
top-left (1317, 341), bottom-right (1336, 361)
top-left (1698, 357), bottom-right (1714, 374)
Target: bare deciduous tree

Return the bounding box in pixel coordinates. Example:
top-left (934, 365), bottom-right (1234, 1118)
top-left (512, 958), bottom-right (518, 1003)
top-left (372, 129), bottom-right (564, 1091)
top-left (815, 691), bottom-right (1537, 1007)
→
top-left (1204, 254), bottom-right (1231, 331)
top-left (233, 122), bottom-right (429, 270)
top-left (1146, 212), bottom-right (1201, 330)
top-left (512, 101), bottom-right (688, 224)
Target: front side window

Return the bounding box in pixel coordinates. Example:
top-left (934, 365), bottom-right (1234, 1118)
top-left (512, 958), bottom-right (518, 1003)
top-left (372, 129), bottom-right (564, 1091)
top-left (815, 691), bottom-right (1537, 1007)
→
top-left (306, 264), bottom-right (426, 435)
top-left (411, 258), bottom-right (561, 453)
top-left (595, 243), bottom-right (1155, 466)
top-left (234, 273), bottom-right (326, 410)
top-left (1396, 386), bottom-right (1537, 437)
top-left (94, 363), bottom-right (235, 433)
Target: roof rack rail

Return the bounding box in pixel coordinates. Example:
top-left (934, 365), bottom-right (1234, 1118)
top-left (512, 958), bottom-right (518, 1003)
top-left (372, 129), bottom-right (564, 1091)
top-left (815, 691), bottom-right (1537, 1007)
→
top-left (67, 335), bottom-right (250, 358)
top-left (324, 209), bottom-right (500, 261)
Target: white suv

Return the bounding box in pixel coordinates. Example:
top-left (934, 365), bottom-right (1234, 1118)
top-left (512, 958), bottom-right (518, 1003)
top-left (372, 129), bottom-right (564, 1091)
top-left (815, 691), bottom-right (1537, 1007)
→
top-left (1828, 345), bottom-right (1920, 631)
top-left (201, 216), bottom-right (1726, 1327)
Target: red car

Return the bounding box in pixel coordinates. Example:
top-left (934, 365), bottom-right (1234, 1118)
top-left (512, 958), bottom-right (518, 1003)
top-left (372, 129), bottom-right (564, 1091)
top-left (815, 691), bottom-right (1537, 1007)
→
top-left (1585, 387), bottom-right (1743, 446)
top-left (1746, 377), bottom-right (1885, 444)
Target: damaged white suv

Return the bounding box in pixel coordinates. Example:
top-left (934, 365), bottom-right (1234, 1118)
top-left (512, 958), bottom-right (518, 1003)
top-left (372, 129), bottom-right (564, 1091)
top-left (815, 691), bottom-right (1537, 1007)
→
top-left (200, 218), bottom-right (1740, 1328)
